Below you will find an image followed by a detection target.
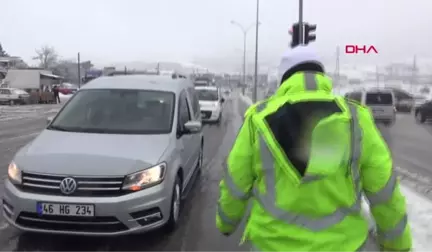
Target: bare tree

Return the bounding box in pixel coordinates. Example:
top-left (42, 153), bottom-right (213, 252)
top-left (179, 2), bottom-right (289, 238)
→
top-left (0, 43), bottom-right (9, 57)
top-left (33, 45), bottom-right (58, 69)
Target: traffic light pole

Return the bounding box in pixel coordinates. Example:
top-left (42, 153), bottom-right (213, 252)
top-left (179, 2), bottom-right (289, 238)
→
top-left (298, 0), bottom-right (304, 45)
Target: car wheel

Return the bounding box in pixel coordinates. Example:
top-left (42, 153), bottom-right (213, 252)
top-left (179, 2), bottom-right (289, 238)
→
top-left (164, 176), bottom-right (182, 233)
top-left (217, 113), bottom-right (222, 125)
top-left (415, 111), bottom-right (426, 124)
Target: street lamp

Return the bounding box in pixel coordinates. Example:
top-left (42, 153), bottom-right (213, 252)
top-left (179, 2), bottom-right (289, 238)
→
top-left (252, 0), bottom-right (260, 103)
top-left (230, 20), bottom-right (255, 95)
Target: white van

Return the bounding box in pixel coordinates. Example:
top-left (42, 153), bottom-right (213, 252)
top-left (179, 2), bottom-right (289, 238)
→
top-left (195, 86), bottom-right (224, 123)
top-left (345, 89), bottom-right (396, 126)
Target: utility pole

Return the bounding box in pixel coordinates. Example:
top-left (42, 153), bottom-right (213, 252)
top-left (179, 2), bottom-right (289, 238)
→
top-left (124, 66), bottom-right (127, 74)
top-left (252, 0), bottom-right (260, 103)
top-left (335, 46), bottom-right (340, 93)
top-left (298, 0), bottom-right (304, 44)
top-left (376, 66), bottom-right (380, 88)
top-left (231, 20), bottom-right (256, 95)
top-left (411, 55), bottom-right (417, 93)
top-left (77, 52), bottom-right (81, 88)
top-left (156, 62), bottom-right (160, 75)
top-left (243, 35), bottom-right (247, 95)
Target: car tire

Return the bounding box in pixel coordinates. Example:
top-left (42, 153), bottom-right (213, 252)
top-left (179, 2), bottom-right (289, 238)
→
top-left (415, 111), bottom-right (426, 124)
top-left (164, 176), bottom-right (182, 233)
top-left (216, 113), bottom-right (222, 125)
top-left (383, 121), bottom-right (393, 127)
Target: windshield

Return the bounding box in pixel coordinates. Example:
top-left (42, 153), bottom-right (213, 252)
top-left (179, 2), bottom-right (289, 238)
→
top-left (197, 89), bottom-right (218, 101)
top-left (49, 89), bottom-right (175, 134)
top-left (365, 93), bottom-right (393, 105)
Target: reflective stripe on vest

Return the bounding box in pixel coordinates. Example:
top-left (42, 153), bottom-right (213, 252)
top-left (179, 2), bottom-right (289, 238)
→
top-left (217, 202), bottom-right (240, 226)
top-left (223, 160), bottom-right (251, 200)
top-left (250, 235), bottom-right (374, 251)
top-left (304, 72), bottom-right (318, 90)
top-left (251, 103), bottom-right (363, 231)
top-left (365, 169), bottom-right (397, 206)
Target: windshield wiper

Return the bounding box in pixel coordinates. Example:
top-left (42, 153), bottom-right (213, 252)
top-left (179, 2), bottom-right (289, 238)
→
top-left (75, 128), bottom-right (110, 133)
top-left (46, 125), bottom-right (72, 132)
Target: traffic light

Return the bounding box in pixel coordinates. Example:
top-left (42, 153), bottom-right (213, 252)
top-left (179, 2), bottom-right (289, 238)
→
top-left (290, 23), bottom-right (301, 48)
top-left (304, 23), bottom-right (317, 45)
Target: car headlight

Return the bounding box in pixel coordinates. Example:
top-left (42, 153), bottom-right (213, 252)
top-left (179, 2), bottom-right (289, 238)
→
top-left (122, 162), bottom-right (166, 191)
top-left (8, 161), bottom-right (22, 184)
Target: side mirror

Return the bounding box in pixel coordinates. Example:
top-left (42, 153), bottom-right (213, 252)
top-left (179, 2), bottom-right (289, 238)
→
top-left (184, 120), bottom-right (202, 134)
top-left (220, 98), bottom-right (225, 103)
top-left (46, 116), bottom-right (53, 125)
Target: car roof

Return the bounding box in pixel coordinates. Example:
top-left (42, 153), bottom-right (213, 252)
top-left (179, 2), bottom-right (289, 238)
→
top-left (365, 88), bottom-right (394, 94)
top-left (80, 75), bottom-right (193, 94)
top-left (347, 88), bottom-right (394, 94)
top-left (194, 86), bottom-right (218, 91)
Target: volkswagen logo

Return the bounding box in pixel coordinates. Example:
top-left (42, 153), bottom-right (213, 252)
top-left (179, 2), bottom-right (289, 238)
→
top-left (59, 177), bottom-right (77, 195)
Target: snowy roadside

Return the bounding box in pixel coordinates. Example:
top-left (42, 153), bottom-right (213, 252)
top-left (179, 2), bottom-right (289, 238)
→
top-left (238, 93), bottom-right (432, 251)
top-left (0, 93), bottom-right (72, 122)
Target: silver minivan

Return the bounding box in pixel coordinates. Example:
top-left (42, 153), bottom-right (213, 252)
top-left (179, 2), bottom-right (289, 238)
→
top-left (345, 89), bottom-right (396, 126)
top-left (3, 74), bottom-right (204, 236)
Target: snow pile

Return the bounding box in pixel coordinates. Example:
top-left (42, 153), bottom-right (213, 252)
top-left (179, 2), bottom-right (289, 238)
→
top-left (401, 187), bottom-right (432, 251)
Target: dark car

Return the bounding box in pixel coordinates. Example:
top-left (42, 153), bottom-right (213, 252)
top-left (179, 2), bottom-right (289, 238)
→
top-left (414, 100), bottom-right (432, 123)
top-left (396, 98), bottom-right (414, 113)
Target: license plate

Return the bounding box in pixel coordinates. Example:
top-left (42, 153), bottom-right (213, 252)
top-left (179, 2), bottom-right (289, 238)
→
top-left (37, 202), bottom-right (95, 217)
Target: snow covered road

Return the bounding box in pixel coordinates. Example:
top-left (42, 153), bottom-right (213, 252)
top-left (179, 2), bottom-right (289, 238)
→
top-left (0, 104), bottom-right (61, 122)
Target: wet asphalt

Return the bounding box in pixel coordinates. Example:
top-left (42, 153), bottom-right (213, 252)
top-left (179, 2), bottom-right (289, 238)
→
top-left (0, 91), bottom-right (432, 250)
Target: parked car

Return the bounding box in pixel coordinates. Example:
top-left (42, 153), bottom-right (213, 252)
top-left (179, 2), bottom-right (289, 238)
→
top-left (414, 100), bottom-right (432, 123)
top-left (413, 95), bottom-right (429, 110)
top-left (396, 98), bottom-right (414, 113)
top-left (3, 74), bottom-right (204, 236)
top-left (195, 86), bottom-right (224, 124)
top-left (345, 89), bottom-right (396, 127)
top-left (0, 88), bottom-right (30, 105)
top-left (58, 83), bottom-right (78, 95)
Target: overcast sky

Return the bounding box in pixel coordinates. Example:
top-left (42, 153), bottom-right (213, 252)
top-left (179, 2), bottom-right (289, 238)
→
top-left (2, 0), bottom-right (431, 71)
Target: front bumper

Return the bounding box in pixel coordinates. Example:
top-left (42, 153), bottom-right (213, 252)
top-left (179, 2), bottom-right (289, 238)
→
top-left (201, 108), bottom-right (221, 122)
top-left (2, 179), bottom-right (172, 236)
top-left (374, 115), bottom-right (396, 124)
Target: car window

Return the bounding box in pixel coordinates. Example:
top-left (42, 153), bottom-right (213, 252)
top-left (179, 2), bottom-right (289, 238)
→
top-left (49, 89), bottom-right (175, 134)
top-left (2, 89), bottom-right (11, 95)
top-left (187, 87), bottom-right (200, 117)
top-left (178, 91), bottom-right (191, 126)
top-left (366, 93), bottom-right (393, 105)
top-left (196, 89), bottom-right (218, 101)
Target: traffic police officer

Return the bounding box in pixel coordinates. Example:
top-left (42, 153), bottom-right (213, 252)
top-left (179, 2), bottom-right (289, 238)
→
top-left (216, 46), bottom-right (412, 251)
